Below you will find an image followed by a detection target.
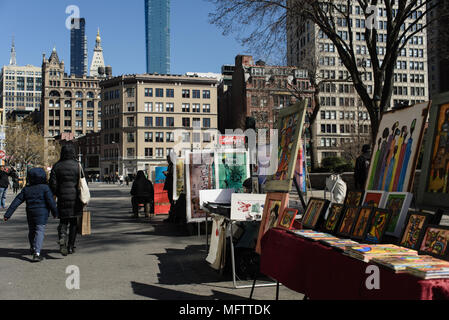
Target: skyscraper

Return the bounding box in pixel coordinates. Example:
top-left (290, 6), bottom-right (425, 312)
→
top-left (70, 18), bottom-right (88, 76)
top-left (90, 29), bottom-right (106, 77)
top-left (144, 0), bottom-right (170, 74)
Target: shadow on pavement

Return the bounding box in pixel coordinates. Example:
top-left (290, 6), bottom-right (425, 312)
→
top-left (131, 281), bottom-right (246, 300)
top-left (0, 248), bottom-right (63, 263)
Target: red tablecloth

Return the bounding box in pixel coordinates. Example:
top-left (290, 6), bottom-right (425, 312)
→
top-left (260, 228), bottom-right (449, 300)
top-left (154, 183), bottom-right (170, 215)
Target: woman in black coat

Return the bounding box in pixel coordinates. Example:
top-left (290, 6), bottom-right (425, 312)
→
top-left (49, 144), bottom-right (83, 256)
top-left (131, 171), bottom-right (154, 218)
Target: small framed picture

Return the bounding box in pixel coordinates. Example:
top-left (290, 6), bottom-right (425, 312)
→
top-left (337, 206), bottom-right (360, 238)
top-left (380, 192), bottom-right (413, 238)
top-left (322, 203), bottom-right (345, 234)
top-left (364, 208), bottom-right (391, 244)
top-left (350, 206), bottom-right (375, 241)
top-left (344, 191), bottom-right (364, 207)
top-left (277, 208), bottom-right (299, 230)
top-left (398, 211), bottom-right (432, 250)
top-left (418, 225), bottom-right (449, 261)
top-left (301, 198), bottom-right (330, 230)
top-left (362, 190), bottom-right (386, 208)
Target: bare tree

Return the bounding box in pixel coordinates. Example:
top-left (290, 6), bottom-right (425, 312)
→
top-left (208, 0), bottom-right (446, 141)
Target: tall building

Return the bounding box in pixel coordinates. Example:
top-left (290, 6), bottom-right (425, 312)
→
top-left (90, 29), bottom-right (106, 77)
top-left (145, 0), bottom-right (170, 74)
top-left (9, 36), bottom-right (16, 66)
top-left (100, 74), bottom-right (218, 177)
top-left (287, 1), bottom-right (429, 166)
top-left (70, 18), bottom-right (88, 77)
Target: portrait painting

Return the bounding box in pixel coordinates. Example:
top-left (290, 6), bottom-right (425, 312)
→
top-left (418, 225), bottom-right (449, 260)
top-left (255, 193), bottom-right (289, 254)
top-left (381, 192), bottom-right (413, 237)
top-left (362, 191), bottom-right (386, 208)
top-left (399, 212), bottom-right (431, 250)
top-left (301, 198), bottom-right (330, 230)
top-left (344, 191), bottom-right (364, 207)
top-left (278, 208), bottom-right (299, 230)
top-left (366, 102), bottom-right (430, 192)
top-left (337, 206), bottom-right (360, 238)
top-left (230, 194), bottom-right (267, 221)
top-left (215, 150), bottom-right (249, 191)
top-left (350, 207), bottom-right (375, 241)
top-left (365, 208), bottom-right (391, 244)
top-left (323, 203), bottom-right (345, 234)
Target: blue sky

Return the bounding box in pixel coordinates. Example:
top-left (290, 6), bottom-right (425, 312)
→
top-left (0, 0), bottom-right (255, 75)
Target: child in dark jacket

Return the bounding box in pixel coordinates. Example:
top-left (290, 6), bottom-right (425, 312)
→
top-left (3, 168), bottom-right (58, 262)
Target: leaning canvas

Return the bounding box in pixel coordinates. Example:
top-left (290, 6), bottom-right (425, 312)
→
top-left (418, 225), bottom-right (449, 260)
top-left (380, 192), bottom-right (413, 238)
top-left (399, 211), bottom-right (432, 250)
top-left (366, 101), bottom-right (430, 193)
top-left (264, 100), bottom-right (307, 193)
top-left (230, 193), bottom-right (267, 221)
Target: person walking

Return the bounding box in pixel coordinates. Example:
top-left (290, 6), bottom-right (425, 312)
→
top-left (0, 166), bottom-right (11, 209)
top-left (131, 171), bottom-right (154, 219)
top-left (163, 154), bottom-right (174, 223)
top-left (49, 144), bottom-right (84, 256)
top-left (3, 168), bottom-right (58, 262)
top-left (354, 144), bottom-right (372, 191)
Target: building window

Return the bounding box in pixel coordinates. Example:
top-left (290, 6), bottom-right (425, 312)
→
top-left (166, 103), bottom-right (174, 112)
top-left (87, 120), bottom-right (93, 128)
top-left (127, 102), bottom-right (135, 112)
top-left (192, 104), bottom-right (200, 113)
top-left (156, 132), bottom-right (164, 143)
top-left (203, 118), bottom-right (211, 128)
top-left (182, 103), bottom-right (190, 112)
top-left (145, 148), bottom-right (153, 157)
top-left (127, 148), bottom-right (135, 157)
top-left (203, 90), bottom-right (210, 99)
top-left (182, 89), bottom-right (190, 98)
top-left (192, 90), bottom-right (201, 99)
top-left (156, 148), bottom-right (164, 158)
top-left (155, 117), bottom-right (164, 127)
top-left (145, 117), bottom-right (153, 127)
top-left (145, 88), bottom-right (153, 97)
top-left (193, 132), bottom-right (201, 143)
top-left (182, 118), bottom-right (190, 127)
top-left (145, 102), bottom-right (153, 112)
top-left (166, 117), bottom-right (174, 127)
top-left (203, 104), bottom-right (210, 113)
top-left (155, 103), bottom-right (164, 112)
top-left (75, 110), bottom-right (83, 118)
top-left (166, 89), bottom-right (174, 98)
top-left (193, 118), bottom-right (201, 128)
top-left (127, 117), bottom-right (135, 127)
top-left (126, 88), bottom-right (135, 97)
top-left (127, 133), bottom-right (135, 143)
top-left (203, 132), bottom-right (211, 142)
top-left (156, 88), bottom-right (164, 97)
top-left (145, 132), bottom-right (153, 142)
top-left (166, 132), bottom-right (174, 142)
top-left (182, 132), bottom-right (191, 143)
top-left (75, 120), bottom-right (82, 127)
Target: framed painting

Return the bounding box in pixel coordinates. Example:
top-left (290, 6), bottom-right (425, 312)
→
top-left (173, 157), bottom-right (185, 201)
top-left (301, 198), bottom-right (331, 230)
top-left (380, 192), bottom-right (413, 238)
top-left (344, 191), bottom-right (364, 207)
top-left (350, 206), bottom-right (375, 241)
top-left (418, 225), bottom-right (449, 261)
top-left (362, 190), bottom-right (386, 208)
top-left (398, 211), bottom-right (432, 250)
top-left (264, 100), bottom-right (307, 193)
top-left (322, 203), bottom-right (345, 234)
top-left (366, 101), bottom-right (430, 192)
top-left (185, 150), bottom-right (216, 223)
top-left (215, 150), bottom-right (250, 192)
top-left (278, 208), bottom-right (299, 230)
top-left (255, 193), bottom-right (289, 254)
top-left (230, 193), bottom-right (267, 222)
top-left (364, 208), bottom-right (392, 244)
top-left (337, 206), bottom-right (360, 238)
top-left (417, 92), bottom-right (449, 209)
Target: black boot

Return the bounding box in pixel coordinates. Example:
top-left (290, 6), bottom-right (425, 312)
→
top-left (58, 224), bottom-right (68, 256)
top-left (68, 246), bottom-right (76, 254)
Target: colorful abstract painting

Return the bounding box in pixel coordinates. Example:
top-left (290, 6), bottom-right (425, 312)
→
top-left (301, 198), bottom-right (330, 230)
top-left (419, 225), bottom-right (449, 259)
top-left (362, 191), bottom-right (386, 208)
top-left (337, 206), bottom-right (359, 237)
top-left (399, 212), bottom-right (431, 250)
top-left (215, 151), bottom-right (249, 191)
top-left (278, 208), bottom-right (299, 230)
top-left (365, 209), bottom-right (391, 244)
top-left (381, 192), bottom-right (413, 237)
top-left (344, 191), bottom-right (364, 207)
top-left (323, 204), bottom-right (345, 234)
top-left (351, 207), bottom-right (374, 240)
top-left (366, 102), bottom-right (429, 192)
top-left (230, 194), bottom-right (267, 221)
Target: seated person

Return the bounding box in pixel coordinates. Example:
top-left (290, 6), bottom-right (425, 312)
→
top-left (131, 171), bottom-right (154, 218)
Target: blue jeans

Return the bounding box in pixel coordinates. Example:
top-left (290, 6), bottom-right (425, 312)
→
top-left (28, 223), bottom-right (46, 255)
top-left (0, 187), bottom-right (7, 208)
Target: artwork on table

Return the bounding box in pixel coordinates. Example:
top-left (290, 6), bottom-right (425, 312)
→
top-left (265, 100), bottom-right (307, 193)
top-left (362, 191), bottom-right (386, 208)
top-left (365, 208), bottom-right (391, 244)
top-left (185, 151), bottom-right (216, 223)
top-left (337, 206), bottom-right (360, 238)
top-left (350, 206), bottom-right (375, 241)
top-left (380, 192), bottom-right (413, 238)
top-left (418, 93), bottom-right (449, 209)
top-left (301, 198), bottom-right (331, 230)
top-left (230, 193), bottom-right (267, 221)
top-left (255, 193), bottom-right (289, 254)
top-left (173, 158), bottom-right (185, 201)
top-left (323, 203), bottom-right (345, 234)
top-left (418, 225), bottom-right (449, 260)
top-left (366, 101), bottom-right (430, 193)
top-left (215, 150), bottom-right (250, 192)
top-left (278, 208), bottom-right (299, 230)
top-left (398, 211), bottom-right (432, 250)
top-left (344, 191), bottom-right (364, 207)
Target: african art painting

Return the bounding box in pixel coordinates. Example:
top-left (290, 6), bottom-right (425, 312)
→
top-left (399, 212), bottom-right (431, 250)
top-left (365, 209), bottom-right (391, 244)
top-left (419, 225), bottom-right (449, 259)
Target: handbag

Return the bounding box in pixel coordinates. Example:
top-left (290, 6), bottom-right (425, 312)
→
top-left (77, 210), bottom-right (91, 236)
top-left (78, 163), bottom-right (91, 205)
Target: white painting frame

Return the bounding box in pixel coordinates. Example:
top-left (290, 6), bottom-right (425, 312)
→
top-left (380, 192), bottom-right (414, 238)
top-left (230, 194), bottom-right (267, 222)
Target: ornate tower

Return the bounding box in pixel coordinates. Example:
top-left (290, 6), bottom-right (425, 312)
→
top-left (9, 35), bottom-right (17, 66)
top-left (90, 28), bottom-right (106, 77)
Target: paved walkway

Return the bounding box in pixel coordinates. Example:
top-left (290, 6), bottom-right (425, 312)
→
top-left (0, 184), bottom-right (304, 300)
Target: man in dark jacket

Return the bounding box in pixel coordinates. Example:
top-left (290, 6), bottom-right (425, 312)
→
top-left (131, 171), bottom-right (154, 218)
top-left (354, 144), bottom-right (372, 190)
top-left (49, 144), bottom-right (83, 256)
top-left (0, 166), bottom-right (11, 209)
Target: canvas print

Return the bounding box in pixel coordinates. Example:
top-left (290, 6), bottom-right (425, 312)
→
top-left (278, 208), bottom-right (299, 230)
top-left (380, 192), bottom-right (413, 237)
top-left (337, 206), bottom-right (360, 237)
top-left (419, 225), bottom-right (449, 260)
top-left (185, 151), bottom-right (216, 223)
top-left (362, 191), bottom-right (386, 208)
top-left (366, 102), bottom-right (429, 192)
top-left (215, 150), bottom-right (250, 191)
top-left (399, 212), bottom-right (432, 250)
top-left (265, 101), bottom-right (307, 193)
top-left (255, 193), bottom-right (289, 254)
top-left (344, 191), bottom-right (364, 207)
top-left (230, 194), bottom-right (267, 221)
top-left (173, 158), bottom-right (185, 201)
top-left (365, 208), bottom-right (391, 244)
top-left (323, 203), bottom-right (345, 234)
top-left (350, 207), bottom-right (375, 241)
top-left (301, 198), bottom-right (330, 230)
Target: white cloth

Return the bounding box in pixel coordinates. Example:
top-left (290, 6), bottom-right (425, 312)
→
top-left (325, 174), bottom-right (347, 204)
